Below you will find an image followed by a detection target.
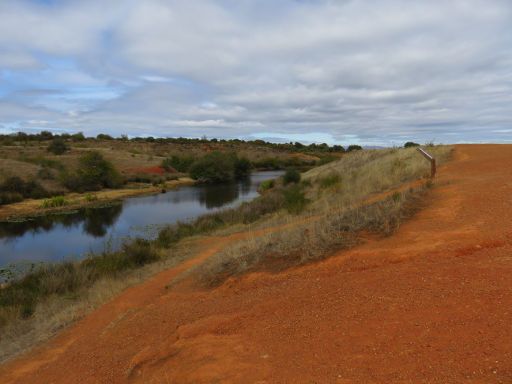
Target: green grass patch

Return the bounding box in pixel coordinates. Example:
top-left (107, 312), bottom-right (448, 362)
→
top-left (40, 196), bottom-right (68, 208)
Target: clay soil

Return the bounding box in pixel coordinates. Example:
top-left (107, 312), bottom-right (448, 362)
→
top-left (1, 144), bottom-right (512, 383)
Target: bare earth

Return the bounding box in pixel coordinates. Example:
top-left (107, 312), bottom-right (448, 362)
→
top-left (1, 144), bottom-right (512, 383)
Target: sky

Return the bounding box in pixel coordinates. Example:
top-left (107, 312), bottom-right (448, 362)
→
top-left (0, 0), bottom-right (511, 146)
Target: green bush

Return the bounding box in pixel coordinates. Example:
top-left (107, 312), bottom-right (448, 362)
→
top-left (404, 141), bottom-right (420, 148)
top-left (189, 152), bottom-right (249, 183)
top-left (259, 179), bottom-right (274, 192)
top-left (283, 169), bottom-right (301, 185)
top-left (234, 157), bottom-right (251, 178)
top-left (62, 151), bottom-right (122, 192)
top-left (0, 192), bottom-right (23, 205)
top-left (283, 185), bottom-right (309, 214)
top-left (0, 176), bottom-right (49, 205)
top-left (161, 155), bottom-right (195, 172)
top-left (47, 138), bottom-right (68, 155)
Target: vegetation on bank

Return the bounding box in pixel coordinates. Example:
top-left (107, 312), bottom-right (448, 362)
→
top-left (61, 151), bottom-right (123, 192)
top-left (0, 176), bottom-right (51, 206)
top-left (188, 152), bottom-right (251, 183)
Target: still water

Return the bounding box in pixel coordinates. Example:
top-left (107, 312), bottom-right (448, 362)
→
top-left (0, 171), bottom-right (282, 267)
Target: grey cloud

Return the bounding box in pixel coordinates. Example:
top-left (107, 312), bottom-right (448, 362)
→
top-left (0, 0), bottom-right (512, 144)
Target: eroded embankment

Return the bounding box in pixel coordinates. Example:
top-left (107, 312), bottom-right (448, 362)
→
top-left (2, 145), bottom-right (512, 383)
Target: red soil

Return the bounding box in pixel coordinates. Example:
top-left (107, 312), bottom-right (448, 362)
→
top-left (2, 144), bottom-right (512, 383)
top-left (128, 166), bottom-right (169, 175)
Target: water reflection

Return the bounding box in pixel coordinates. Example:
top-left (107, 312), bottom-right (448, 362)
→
top-left (0, 204), bottom-right (123, 240)
top-left (82, 205), bottom-right (124, 238)
top-left (0, 171), bottom-right (283, 266)
top-left (197, 179), bottom-right (249, 209)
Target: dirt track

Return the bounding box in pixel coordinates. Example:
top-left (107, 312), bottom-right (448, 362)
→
top-left (2, 144), bottom-right (512, 383)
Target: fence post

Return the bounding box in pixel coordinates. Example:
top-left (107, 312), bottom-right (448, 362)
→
top-left (416, 148), bottom-right (436, 178)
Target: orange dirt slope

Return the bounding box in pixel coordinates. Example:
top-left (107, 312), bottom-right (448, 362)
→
top-left (2, 144), bottom-right (512, 383)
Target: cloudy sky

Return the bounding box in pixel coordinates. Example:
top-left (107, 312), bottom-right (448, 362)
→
top-left (0, 0), bottom-right (511, 145)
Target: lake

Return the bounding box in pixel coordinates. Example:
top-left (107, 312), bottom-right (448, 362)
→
top-left (0, 171), bottom-right (283, 268)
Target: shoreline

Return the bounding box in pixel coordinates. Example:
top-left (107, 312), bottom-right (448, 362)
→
top-left (0, 177), bottom-right (196, 222)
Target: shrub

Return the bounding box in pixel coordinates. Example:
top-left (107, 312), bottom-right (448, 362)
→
top-left (122, 239), bottom-right (159, 266)
top-left (0, 192), bottom-right (23, 205)
top-left (62, 151), bottom-right (122, 192)
top-left (283, 169), bottom-right (301, 185)
top-left (404, 141), bottom-right (420, 148)
top-left (161, 155), bottom-right (195, 172)
top-left (234, 157), bottom-right (251, 178)
top-left (47, 138), bottom-right (68, 155)
top-left (283, 185), bottom-right (309, 214)
top-left (189, 152), bottom-right (243, 183)
top-left (0, 176), bottom-right (49, 202)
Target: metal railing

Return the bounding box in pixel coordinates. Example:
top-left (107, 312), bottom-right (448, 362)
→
top-left (417, 147), bottom-right (436, 178)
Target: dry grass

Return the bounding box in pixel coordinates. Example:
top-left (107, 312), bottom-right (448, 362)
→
top-left (183, 146), bottom-right (453, 286)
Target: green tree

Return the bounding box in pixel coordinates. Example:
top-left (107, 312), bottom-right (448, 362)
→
top-left (63, 151), bottom-right (122, 192)
top-left (189, 152), bottom-right (235, 183)
top-left (404, 141), bottom-right (420, 148)
top-left (234, 157), bottom-right (251, 178)
top-left (96, 133), bottom-right (114, 140)
top-left (347, 145), bottom-right (363, 152)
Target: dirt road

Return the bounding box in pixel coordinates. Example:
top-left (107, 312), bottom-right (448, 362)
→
top-left (2, 144), bottom-right (512, 383)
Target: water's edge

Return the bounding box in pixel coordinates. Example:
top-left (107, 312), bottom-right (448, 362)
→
top-left (0, 171), bottom-right (283, 268)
